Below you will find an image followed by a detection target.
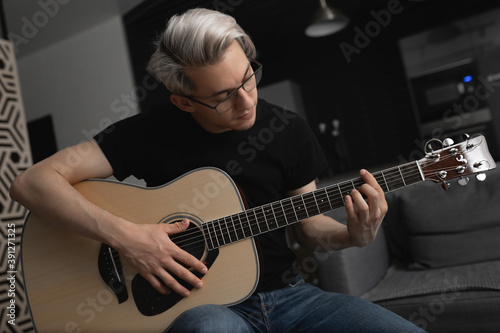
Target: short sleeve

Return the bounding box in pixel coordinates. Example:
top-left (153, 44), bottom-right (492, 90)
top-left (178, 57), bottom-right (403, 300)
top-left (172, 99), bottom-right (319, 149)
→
top-left (94, 112), bottom-right (149, 182)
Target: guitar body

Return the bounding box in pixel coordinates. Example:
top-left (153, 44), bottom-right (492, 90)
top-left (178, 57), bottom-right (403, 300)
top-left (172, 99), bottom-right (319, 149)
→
top-left (21, 168), bottom-right (260, 332)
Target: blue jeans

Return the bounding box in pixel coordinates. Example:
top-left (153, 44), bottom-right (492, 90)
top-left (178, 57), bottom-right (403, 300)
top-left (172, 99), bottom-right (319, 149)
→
top-left (168, 275), bottom-right (426, 332)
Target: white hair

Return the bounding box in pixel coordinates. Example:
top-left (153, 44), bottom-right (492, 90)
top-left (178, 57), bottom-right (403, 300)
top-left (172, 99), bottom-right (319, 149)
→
top-left (147, 8), bottom-right (256, 96)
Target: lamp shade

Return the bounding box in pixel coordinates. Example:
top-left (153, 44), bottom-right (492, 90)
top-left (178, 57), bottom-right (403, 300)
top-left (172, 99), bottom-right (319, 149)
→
top-left (305, 0), bottom-right (349, 37)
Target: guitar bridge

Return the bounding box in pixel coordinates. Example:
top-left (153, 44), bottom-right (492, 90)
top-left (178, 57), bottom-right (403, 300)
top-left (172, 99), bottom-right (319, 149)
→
top-left (98, 244), bottom-right (128, 303)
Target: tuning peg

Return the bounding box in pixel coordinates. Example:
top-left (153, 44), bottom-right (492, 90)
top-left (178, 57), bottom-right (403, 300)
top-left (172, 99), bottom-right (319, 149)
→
top-left (443, 138), bottom-right (454, 147)
top-left (461, 133), bottom-right (470, 141)
top-left (441, 181), bottom-right (451, 191)
top-left (476, 173), bottom-right (487, 181)
top-left (458, 176), bottom-right (469, 186)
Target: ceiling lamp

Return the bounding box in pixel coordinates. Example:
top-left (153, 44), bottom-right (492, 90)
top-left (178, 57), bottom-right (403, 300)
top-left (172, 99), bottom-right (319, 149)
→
top-left (305, 0), bottom-right (349, 37)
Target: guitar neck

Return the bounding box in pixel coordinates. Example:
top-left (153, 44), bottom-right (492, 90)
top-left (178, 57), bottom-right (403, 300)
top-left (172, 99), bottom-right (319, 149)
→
top-left (202, 161), bottom-right (423, 250)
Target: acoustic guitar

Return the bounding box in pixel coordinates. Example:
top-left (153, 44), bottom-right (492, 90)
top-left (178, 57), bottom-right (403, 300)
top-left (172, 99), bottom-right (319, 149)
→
top-left (21, 134), bottom-right (496, 332)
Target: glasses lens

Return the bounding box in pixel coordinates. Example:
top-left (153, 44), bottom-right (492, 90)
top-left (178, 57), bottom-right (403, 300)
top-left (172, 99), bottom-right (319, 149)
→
top-left (244, 63), bottom-right (262, 91)
top-left (215, 98), bottom-right (234, 114)
top-left (215, 61), bottom-right (263, 114)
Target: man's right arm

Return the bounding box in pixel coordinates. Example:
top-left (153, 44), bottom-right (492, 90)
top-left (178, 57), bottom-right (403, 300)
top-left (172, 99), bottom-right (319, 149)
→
top-left (10, 139), bottom-right (118, 241)
top-left (10, 139), bottom-right (207, 296)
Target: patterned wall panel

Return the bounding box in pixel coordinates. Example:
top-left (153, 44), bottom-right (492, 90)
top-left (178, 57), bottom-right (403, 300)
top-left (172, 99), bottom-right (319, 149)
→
top-left (0, 39), bottom-right (34, 332)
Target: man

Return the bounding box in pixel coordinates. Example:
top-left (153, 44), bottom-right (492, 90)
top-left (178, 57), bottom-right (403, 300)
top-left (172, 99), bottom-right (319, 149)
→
top-left (11, 8), bottom-right (425, 333)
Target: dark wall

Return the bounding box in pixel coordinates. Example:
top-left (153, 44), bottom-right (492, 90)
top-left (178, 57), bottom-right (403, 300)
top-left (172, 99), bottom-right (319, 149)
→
top-left (123, 0), bottom-right (500, 177)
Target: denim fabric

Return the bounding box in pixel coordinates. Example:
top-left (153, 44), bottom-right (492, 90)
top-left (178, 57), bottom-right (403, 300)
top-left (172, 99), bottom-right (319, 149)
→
top-left (168, 275), bottom-right (426, 332)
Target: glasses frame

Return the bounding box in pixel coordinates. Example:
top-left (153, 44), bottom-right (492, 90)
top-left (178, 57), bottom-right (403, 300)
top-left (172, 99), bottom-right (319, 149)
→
top-left (184, 58), bottom-right (263, 114)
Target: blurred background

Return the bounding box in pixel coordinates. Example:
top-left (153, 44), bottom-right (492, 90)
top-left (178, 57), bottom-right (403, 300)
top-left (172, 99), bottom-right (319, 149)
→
top-left (2, 0), bottom-right (500, 175)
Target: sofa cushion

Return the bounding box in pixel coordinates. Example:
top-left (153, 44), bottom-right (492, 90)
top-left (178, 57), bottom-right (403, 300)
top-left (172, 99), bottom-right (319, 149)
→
top-left (384, 163), bottom-right (500, 269)
top-left (362, 260), bottom-right (500, 302)
top-left (408, 224), bottom-right (500, 269)
top-left (375, 290), bottom-right (500, 333)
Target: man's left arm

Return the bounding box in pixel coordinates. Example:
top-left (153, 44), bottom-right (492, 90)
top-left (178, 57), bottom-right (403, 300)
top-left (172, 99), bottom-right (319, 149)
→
top-left (290, 169), bottom-right (388, 252)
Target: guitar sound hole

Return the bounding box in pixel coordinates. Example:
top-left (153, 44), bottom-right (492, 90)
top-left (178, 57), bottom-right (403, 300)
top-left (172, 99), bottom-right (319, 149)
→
top-left (170, 220), bottom-right (206, 267)
top-left (132, 220), bottom-right (218, 316)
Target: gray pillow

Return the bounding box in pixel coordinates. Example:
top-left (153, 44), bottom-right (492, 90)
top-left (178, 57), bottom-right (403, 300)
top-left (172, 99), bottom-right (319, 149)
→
top-left (384, 164), bottom-right (500, 269)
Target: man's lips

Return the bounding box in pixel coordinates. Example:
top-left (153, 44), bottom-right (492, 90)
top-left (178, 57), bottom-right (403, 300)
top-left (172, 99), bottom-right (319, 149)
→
top-left (237, 107), bottom-right (254, 120)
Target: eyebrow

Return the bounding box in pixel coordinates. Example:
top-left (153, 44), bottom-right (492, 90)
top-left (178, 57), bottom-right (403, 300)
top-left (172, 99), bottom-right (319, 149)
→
top-left (211, 62), bottom-right (251, 97)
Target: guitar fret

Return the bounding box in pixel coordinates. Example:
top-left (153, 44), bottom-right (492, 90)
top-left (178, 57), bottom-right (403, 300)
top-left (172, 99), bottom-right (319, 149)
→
top-left (240, 212), bottom-right (252, 238)
top-left (261, 206), bottom-right (271, 232)
top-left (244, 211), bottom-right (253, 237)
top-left (291, 196), bottom-right (309, 221)
top-left (216, 218), bottom-right (226, 246)
top-left (218, 218), bottom-right (228, 245)
top-left (323, 187), bottom-right (334, 210)
top-left (226, 215), bottom-right (239, 241)
top-left (315, 188), bottom-right (331, 212)
top-left (388, 167), bottom-right (406, 190)
top-left (253, 209), bottom-right (262, 234)
top-left (270, 203), bottom-right (281, 229)
top-left (257, 206), bottom-right (271, 232)
top-left (283, 199), bottom-right (297, 225)
top-left (215, 219), bottom-right (226, 246)
top-left (312, 191), bottom-right (321, 213)
top-left (404, 162), bottom-right (423, 185)
top-left (209, 221), bottom-right (219, 248)
top-left (398, 166), bottom-right (407, 187)
top-left (203, 223), bottom-right (215, 250)
top-left (380, 171), bottom-right (390, 192)
top-left (279, 201), bottom-right (289, 227)
top-left (300, 195), bottom-right (310, 218)
top-left (337, 183), bottom-right (345, 205)
top-left (235, 213), bottom-right (245, 239)
top-left (209, 220), bottom-right (221, 248)
top-left (303, 192), bottom-right (320, 217)
top-left (233, 214), bottom-right (245, 240)
top-left (290, 198), bottom-right (299, 222)
top-left (223, 216), bottom-right (233, 243)
top-left (340, 182), bottom-right (352, 197)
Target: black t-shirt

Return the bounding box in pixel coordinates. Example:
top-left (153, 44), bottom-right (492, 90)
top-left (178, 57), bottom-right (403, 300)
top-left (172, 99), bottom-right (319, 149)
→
top-left (95, 98), bottom-right (328, 292)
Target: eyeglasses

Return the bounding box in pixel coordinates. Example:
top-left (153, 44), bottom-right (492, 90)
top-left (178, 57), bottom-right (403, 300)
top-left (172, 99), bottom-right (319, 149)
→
top-left (185, 58), bottom-right (263, 114)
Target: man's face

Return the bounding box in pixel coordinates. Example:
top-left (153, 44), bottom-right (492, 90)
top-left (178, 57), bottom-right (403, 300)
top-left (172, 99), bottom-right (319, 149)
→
top-left (183, 41), bottom-right (258, 133)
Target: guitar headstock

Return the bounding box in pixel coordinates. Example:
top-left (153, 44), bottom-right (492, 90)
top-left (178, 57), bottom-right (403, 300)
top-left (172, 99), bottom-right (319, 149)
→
top-left (418, 134), bottom-right (497, 189)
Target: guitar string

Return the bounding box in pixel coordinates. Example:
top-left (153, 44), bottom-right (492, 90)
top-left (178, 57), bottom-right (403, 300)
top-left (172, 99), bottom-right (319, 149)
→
top-left (135, 146), bottom-right (474, 252)
top-left (174, 165), bottom-right (453, 251)
top-left (167, 153), bottom-right (465, 250)
top-left (165, 163), bottom-right (426, 249)
top-left (227, 153), bottom-right (469, 249)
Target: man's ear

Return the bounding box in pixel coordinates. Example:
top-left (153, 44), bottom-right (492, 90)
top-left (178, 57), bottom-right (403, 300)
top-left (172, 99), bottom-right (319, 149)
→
top-left (171, 94), bottom-right (195, 112)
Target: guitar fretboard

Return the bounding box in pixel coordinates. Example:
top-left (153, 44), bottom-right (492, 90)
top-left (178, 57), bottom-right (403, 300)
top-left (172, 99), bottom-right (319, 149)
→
top-left (202, 161), bottom-right (423, 250)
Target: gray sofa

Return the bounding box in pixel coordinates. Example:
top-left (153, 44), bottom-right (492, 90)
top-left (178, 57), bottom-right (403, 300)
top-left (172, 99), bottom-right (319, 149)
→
top-left (314, 164), bottom-right (500, 332)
